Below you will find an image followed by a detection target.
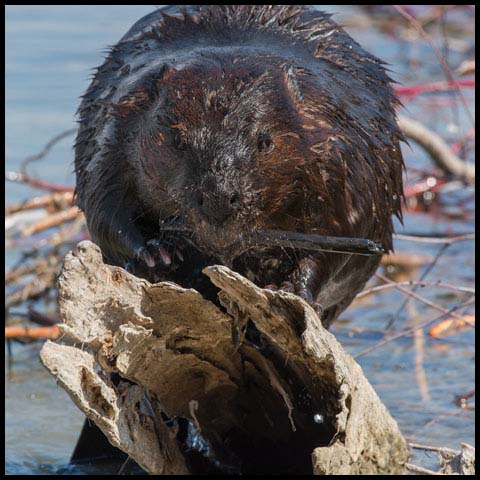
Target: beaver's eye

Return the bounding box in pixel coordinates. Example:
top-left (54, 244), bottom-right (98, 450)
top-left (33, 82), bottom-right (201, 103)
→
top-left (257, 132), bottom-right (274, 153)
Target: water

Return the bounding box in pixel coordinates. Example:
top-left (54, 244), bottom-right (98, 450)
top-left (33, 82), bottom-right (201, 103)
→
top-left (5, 5), bottom-right (475, 475)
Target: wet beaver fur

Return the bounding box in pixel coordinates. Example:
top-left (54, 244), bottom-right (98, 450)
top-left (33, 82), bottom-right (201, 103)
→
top-left (72, 5), bottom-right (404, 472)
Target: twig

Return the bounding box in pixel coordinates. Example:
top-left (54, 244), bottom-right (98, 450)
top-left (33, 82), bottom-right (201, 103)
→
top-left (31, 213), bottom-right (86, 250)
top-left (454, 390), bottom-right (475, 410)
top-left (118, 456), bottom-right (133, 475)
top-left (393, 232), bottom-right (475, 244)
top-left (5, 325), bottom-right (60, 340)
top-left (397, 116), bottom-right (475, 183)
top-left (5, 191), bottom-right (74, 216)
top-left (160, 227), bottom-right (386, 255)
top-left (5, 259), bottom-right (49, 285)
top-left (376, 272), bottom-right (469, 326)
top-left (392, 5), bottom-right (475, 127)
top-left (5, 271), bottom-right (57, 309)
top-left (456, 390), bottom-right (475, 401)
top-left (253, 230), bottom-right (384, 256)
top-left (385, 243), bottom-right (450, 329)
top-left (394, 79), bottom-right (475, 99)
top-left (20, 206), bottom-right (81, 237)
top-left (356, 280), bottom-right (474, 299)
top-left (409, 442), bottom-right (458, 454)
top-left (354, 295), bottom-right (475, 358)
top-left (5, 171), bottom-right (74, 193)
top-left (20, 128), bottom-right (76, 175)
top-left (405, 463), bottom-right (444, 475)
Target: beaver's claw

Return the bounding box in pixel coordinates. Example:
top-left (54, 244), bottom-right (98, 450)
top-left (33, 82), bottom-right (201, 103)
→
top-left (125, 239), bottom-right (177, 282)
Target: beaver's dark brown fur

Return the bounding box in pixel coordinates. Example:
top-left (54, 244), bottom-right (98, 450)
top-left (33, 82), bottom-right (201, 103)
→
top-left (75, 5), bottom-right (404, 329)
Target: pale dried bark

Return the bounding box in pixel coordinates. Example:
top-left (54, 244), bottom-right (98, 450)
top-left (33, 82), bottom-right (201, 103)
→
top-left (40, 240), bottom-right (409, 474)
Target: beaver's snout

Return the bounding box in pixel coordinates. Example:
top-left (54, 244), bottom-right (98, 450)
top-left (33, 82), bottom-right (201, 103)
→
top-left (191, 179), bottom-right (246, 261)
top-left (196, 190), bottom-right (240, 225)
top-left (195, 176), bottom-right (241, 226)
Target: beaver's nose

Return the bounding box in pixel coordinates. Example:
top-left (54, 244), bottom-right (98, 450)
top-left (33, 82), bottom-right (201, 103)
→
top-left (196, 189), bottom-right (240, 225)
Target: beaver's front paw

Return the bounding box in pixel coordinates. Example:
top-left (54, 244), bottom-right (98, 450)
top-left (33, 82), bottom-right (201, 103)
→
top-left (126, 239), bottom-right (179, 282)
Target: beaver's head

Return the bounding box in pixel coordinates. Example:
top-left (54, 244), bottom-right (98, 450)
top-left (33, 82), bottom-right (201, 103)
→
top-left (113, 55), bottom-right (400, 261)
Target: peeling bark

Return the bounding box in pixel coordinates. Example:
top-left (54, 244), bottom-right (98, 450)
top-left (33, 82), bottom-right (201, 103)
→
top-left (40, 241), bottom-right (409, 474)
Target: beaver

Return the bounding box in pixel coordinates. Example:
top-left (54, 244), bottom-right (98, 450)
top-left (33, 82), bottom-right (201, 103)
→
top-left (72, 5), bottom-right (404, 469)
top-left (75, 5), bottom-right (404, 330)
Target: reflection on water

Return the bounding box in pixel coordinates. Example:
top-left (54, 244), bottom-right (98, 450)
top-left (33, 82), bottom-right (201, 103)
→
top-left (5, 5), bottom-right (475, 475)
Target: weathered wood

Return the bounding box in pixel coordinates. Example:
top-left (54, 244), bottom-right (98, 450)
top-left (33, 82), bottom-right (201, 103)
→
top-left (407, 443), bottom-right (475, 475)
top-left (40, 240), bottom-right (409, 474)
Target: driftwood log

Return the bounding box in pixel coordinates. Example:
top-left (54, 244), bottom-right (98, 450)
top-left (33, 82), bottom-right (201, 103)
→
top-left (40, 241), bottom-right (409, 474)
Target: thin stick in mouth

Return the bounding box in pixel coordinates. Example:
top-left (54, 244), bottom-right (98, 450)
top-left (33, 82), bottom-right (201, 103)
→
top-left (159, 224), bottom-right (385, 256)
top-left (253, 230), bottom-right (385, 256)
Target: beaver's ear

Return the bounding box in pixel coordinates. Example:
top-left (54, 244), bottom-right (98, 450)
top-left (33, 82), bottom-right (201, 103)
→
top-left (280, 65), bottom-right (336, 137)
top-left (108, 65), bottom-right (173, 119)
top-left (108, 90), bottom-right (150, 118)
